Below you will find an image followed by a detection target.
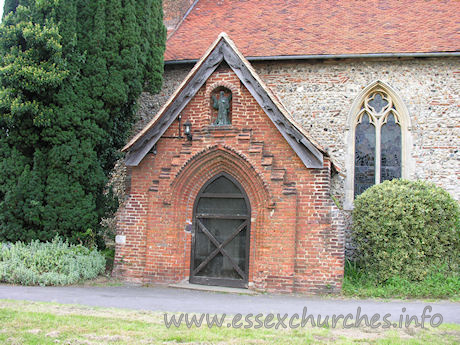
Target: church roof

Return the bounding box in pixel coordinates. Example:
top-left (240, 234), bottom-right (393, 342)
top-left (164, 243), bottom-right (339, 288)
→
top-left (165, 0), bottom-right (460, 62)
top-left (123, 33), bottom-right (327, 169)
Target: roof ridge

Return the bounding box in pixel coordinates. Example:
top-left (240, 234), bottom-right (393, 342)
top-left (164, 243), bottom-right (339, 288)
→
top-left (166, 0), bottom-right (200, 41)
top-left (221, 34), bottom-right (325, 152)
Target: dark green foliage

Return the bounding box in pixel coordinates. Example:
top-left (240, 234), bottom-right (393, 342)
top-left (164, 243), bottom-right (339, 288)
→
top-left (3, 0), bottom-right (20, 17)
top-left (0, 2), bottom-right (68, 241)
top-left (352, 179), bottom-right (460, 283)
top-left (0, 0), bottom-right (165, 244)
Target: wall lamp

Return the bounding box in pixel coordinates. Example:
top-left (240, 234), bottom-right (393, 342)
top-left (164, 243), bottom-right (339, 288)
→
top-left (183, 120), bottom-right (192, 141)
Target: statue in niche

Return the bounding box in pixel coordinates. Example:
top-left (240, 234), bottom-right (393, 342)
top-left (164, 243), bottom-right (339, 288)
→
top-left (212, 90), bottom-right (232, 125)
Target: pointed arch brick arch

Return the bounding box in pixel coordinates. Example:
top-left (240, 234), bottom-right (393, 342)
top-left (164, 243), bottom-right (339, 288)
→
top-left (170, 145), bottom-right (273, 212)
top-left (167, 145), bottom-right (272, 284)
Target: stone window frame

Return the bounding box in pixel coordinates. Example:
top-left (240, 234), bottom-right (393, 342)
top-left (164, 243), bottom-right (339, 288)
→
top-left (344, 80), bottom-right (412, 210)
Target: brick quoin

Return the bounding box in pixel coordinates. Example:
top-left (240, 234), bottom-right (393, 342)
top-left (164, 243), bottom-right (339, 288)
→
top-left (114, 65), bottom-right (345, 294)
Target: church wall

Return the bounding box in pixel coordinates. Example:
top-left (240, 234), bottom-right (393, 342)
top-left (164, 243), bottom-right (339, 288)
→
top-left (255, 57), bottom-right (459, 206)
top-left (139, 57), bottom-right (459, 202)
top-left (114, 65), bottom-right (344, 293)
top-left (115, 57), bottom-right (458, 260)
top-left (256, 57), bottom-right (460, 257)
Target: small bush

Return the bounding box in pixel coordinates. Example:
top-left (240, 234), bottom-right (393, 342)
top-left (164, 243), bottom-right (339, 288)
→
top-left (0, 237), bottom-right (106, 286)
top-left (101, 247), bottom-right (115, 272)
top-left (352, 179), bottom-right (460, 283)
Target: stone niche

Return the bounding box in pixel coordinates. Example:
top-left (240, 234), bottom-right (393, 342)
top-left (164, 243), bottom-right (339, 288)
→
top-left (210, 86), bottom-right (233, 126)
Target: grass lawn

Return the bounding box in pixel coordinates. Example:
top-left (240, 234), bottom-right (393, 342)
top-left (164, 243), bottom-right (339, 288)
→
top-left (0, 300), bottom-right (459, 344)
top-left (342, 261), bottom-right (460, 301)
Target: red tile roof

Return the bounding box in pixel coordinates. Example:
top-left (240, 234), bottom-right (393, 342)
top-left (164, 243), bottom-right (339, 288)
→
top-left (165, 0), bottom-right (460, 61)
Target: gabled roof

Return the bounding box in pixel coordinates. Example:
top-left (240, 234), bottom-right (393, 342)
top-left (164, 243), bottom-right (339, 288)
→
top-left (165, 0), bottom-right (460, 62)
top-left (123, 33), bottom-right (325, 169)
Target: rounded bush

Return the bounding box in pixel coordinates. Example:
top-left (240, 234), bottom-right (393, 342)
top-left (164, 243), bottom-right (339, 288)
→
top-left (352, 179), bottom-right (460, 282)
top-left (0, 237), bottom-right (106, 286)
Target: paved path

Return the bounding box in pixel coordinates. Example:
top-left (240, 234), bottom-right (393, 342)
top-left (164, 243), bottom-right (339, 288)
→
top-left (0, 285), bottom-right (459, 324)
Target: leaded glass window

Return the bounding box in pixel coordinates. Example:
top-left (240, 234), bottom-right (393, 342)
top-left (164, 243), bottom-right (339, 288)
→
top-left (354, 114), bottom-right (375, 196)
top-left (354, 90), bottom-right (402, 197)
top-left (381, 114), bottom-right (401, 182)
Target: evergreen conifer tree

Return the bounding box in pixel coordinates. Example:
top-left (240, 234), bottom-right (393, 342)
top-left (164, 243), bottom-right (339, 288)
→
top-left (0, 0), bottom-right (166, 244)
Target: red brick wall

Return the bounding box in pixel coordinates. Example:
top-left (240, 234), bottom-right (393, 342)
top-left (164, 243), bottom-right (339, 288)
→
top-left (114, 65), bottom-right (344, 293)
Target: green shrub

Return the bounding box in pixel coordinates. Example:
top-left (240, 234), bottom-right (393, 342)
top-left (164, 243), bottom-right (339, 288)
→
top-left (352, 179), bottom-right (460, 283)
top-left (101, 247), bottom-right (115, 272)
top-left (0, 237), bottom-right (106, 286)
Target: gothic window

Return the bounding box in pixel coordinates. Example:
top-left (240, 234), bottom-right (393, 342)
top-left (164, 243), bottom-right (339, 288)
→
top-left (353, 89), bottom-right (403, 197)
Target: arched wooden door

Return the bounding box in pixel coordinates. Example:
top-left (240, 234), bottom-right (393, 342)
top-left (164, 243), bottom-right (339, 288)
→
top-left (190, 172), bottom-right (251, 288)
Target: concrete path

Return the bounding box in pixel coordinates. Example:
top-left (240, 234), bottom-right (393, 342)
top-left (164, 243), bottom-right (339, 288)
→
top-left (0, 285), bottom-right (459, 324)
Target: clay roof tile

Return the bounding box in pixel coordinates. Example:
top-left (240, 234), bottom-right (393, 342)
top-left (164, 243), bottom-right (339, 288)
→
top-left (166, 0), bottom-right (460, 61)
